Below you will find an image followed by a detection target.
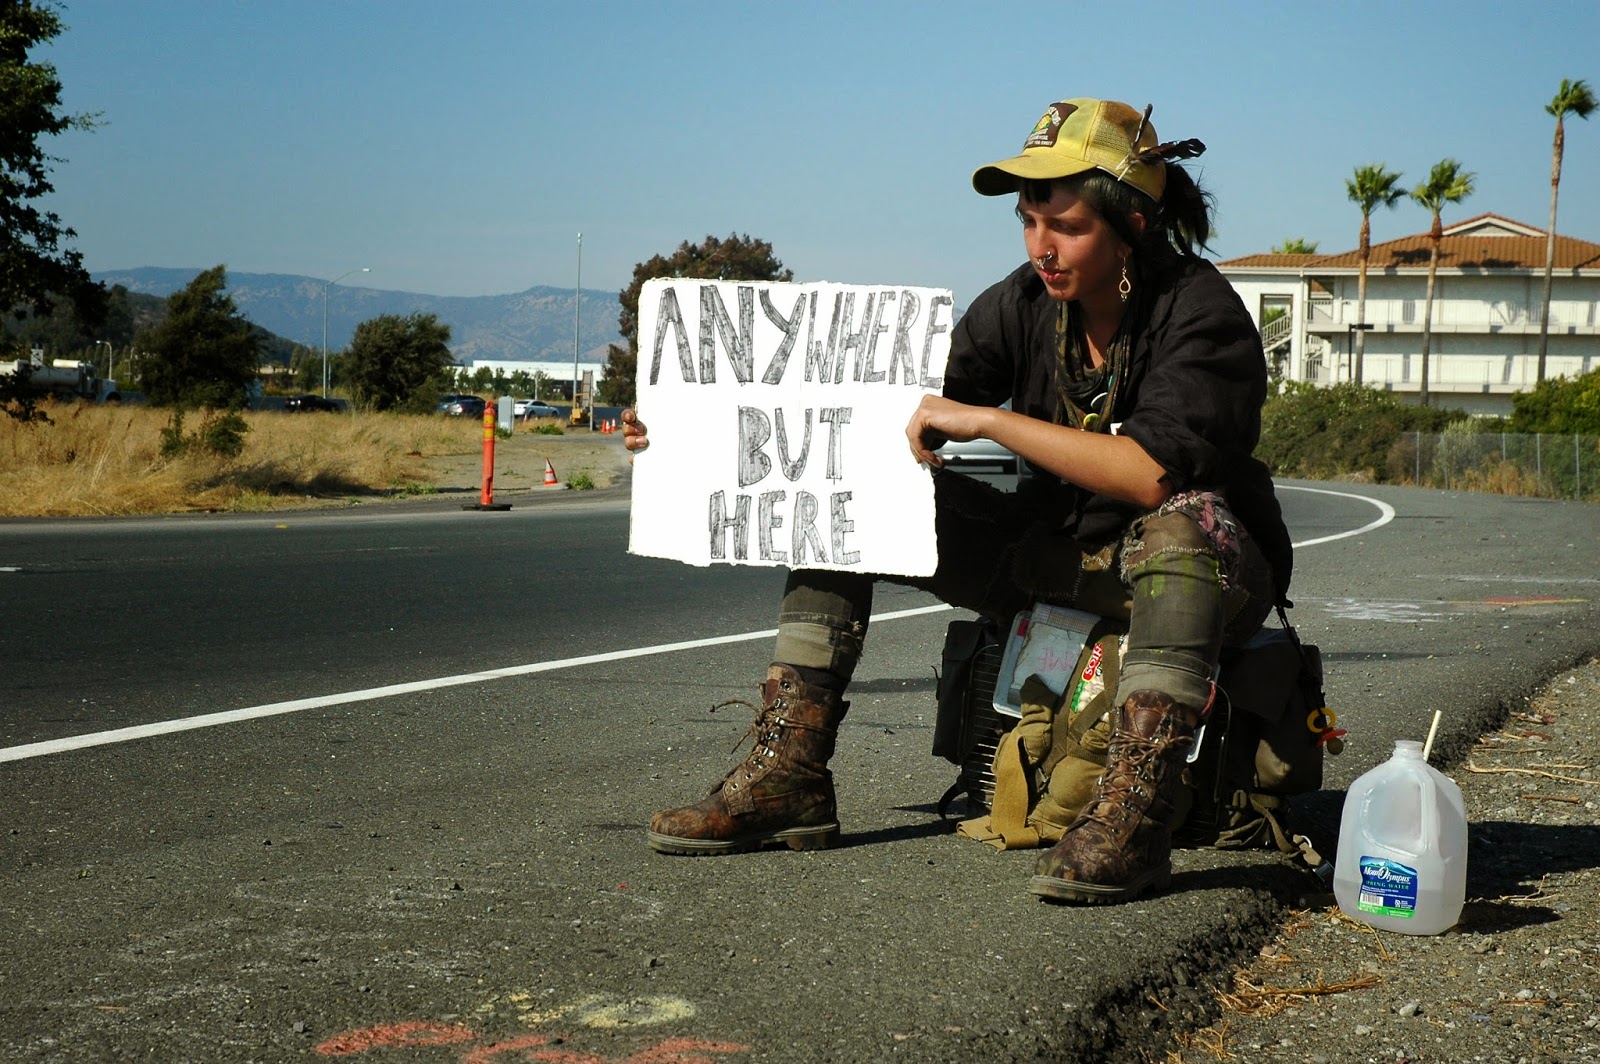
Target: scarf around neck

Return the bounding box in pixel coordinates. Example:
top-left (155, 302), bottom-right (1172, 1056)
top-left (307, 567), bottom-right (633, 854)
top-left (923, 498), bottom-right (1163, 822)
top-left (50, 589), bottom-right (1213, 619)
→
top-left (1052, 294), bottom-right (1137, 433)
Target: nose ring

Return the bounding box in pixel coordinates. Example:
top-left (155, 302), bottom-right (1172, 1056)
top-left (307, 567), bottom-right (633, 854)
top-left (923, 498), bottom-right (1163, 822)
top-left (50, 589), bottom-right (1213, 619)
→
top-left (1036, 252), bottom-right (1056, 269)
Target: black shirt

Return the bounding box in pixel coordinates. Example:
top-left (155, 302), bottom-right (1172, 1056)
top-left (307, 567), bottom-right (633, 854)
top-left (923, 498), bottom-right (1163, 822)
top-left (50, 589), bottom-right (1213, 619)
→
top-left (943, 257), bottom-right (1294, 602)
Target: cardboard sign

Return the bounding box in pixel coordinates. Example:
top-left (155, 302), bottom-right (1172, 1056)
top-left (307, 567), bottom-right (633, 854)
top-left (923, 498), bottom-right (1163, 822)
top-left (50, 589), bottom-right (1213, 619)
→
top-left (628, 279), bottom-right (954, 576)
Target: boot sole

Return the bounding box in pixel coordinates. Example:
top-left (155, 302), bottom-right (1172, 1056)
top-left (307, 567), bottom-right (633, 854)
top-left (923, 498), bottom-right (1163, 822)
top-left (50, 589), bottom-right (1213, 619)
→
top-left (1028, 865), bottom-right (1171, 905)
top-left (647, 823), bottom-right (840, 856)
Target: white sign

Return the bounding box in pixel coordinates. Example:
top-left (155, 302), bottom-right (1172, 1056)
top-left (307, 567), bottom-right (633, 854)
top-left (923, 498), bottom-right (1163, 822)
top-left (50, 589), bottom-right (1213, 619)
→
top-left (628, 278), bottom-right (954, 576)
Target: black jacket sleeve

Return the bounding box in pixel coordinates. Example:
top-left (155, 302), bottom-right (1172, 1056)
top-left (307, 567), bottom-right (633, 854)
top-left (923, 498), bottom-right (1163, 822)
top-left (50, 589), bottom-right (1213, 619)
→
top-left (1116, 261), bottom-right (1266, 494)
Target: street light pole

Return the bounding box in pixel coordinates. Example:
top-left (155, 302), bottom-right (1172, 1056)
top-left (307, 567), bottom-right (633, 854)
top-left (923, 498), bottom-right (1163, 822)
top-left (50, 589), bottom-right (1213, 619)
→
top-left (94, 340), bottom-right (113, 383)
top-left (322, 267), bottom-right (370, 398)
top-left (573, 232), bottom-right (582, 425)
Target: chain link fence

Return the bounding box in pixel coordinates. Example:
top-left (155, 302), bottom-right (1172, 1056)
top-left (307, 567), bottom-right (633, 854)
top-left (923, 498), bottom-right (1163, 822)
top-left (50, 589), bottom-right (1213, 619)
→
top-left (1394, 431), bottom-right (1599, 500)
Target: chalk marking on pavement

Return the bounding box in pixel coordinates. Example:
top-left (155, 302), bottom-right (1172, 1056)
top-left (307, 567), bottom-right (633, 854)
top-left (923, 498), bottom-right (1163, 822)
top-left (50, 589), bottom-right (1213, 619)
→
top-left (1436, 575), bottom-right (1600, 585)
top-left (2, 487), bottom-right (1393, 764)
top-left (1319, 598), bottom-right (1450, 623)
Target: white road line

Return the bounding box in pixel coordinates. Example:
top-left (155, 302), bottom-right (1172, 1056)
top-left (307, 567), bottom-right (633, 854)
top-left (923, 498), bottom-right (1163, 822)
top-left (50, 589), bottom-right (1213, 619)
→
top-left (1277, 484), bottom-right (1396, 547)
top-left (0, 605), bottom-right (950, 763)
top-left (2, 488), bottom-right (1393, 764)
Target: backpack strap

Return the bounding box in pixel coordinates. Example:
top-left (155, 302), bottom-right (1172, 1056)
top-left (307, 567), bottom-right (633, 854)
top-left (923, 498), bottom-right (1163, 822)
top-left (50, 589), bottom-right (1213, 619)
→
top-left (955, 674), bottom-right (1060, 850)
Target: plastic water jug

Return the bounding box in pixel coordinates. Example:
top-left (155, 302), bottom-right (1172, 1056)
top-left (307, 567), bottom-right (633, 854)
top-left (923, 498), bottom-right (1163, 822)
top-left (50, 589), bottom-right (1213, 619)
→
top-left (1333, 739), bottom-right (1468, 935)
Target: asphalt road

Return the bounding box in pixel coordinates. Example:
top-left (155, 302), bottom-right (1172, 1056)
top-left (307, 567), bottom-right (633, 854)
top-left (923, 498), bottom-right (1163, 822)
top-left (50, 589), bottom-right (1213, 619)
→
top-left (2, 479), bottom-right (1596, 1062)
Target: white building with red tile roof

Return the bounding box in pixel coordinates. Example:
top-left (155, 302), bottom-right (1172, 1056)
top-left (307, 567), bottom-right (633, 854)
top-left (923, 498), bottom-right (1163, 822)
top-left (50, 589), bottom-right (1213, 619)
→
top-left (1217, 214), bottom-right (1600, 414)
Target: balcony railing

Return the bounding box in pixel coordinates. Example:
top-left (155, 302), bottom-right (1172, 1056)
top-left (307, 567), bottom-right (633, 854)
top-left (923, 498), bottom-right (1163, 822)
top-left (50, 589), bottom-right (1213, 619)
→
top-left (1259, 313), bottom-right (1292, 351)
top-left (1306, 298), bottom-right (1598, 330)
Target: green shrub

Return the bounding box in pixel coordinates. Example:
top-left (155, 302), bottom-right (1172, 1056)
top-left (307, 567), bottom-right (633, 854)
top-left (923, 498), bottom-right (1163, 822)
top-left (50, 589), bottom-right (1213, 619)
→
top-left (198, 411), bottom-right (249, 459)
top-left (1258, 382), bottom-right (1460, 481)
top-left (533, 423), bottom-right (564, 436)
top-left (159, 409), bottom-right (189, 458)
top-left (566, 471), bottom-right (595, 491)
top-left (1507, 367), bottom-right (1600, 434)
top-left (159, 408), bottom-right (250, 459)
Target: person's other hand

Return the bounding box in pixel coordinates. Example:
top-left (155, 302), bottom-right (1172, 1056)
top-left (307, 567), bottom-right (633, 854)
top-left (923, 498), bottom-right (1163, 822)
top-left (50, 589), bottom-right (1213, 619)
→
top-left (905, 395), bottom-right (986, 468)
top-left (621, 408), bottom-right (648, 463)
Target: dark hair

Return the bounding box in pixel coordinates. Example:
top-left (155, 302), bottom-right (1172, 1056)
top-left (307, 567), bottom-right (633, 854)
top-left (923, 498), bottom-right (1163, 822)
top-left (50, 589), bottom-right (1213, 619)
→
top-left (1019, 163), bottom-right (1214, 261)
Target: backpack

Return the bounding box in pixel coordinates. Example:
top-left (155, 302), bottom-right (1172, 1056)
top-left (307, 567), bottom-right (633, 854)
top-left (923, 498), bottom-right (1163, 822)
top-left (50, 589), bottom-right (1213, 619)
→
top-left (931, 607), bottom-right (1341, 877)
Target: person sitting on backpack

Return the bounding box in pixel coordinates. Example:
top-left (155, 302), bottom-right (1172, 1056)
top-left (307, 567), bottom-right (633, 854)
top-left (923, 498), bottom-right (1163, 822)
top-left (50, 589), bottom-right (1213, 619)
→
top-left (620, 96), bottom-right (1294, 905)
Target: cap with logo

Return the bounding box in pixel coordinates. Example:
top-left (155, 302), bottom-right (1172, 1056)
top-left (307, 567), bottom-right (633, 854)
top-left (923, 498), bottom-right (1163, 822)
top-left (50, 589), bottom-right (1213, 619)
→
top-left (972, 98), bottom-right (1166, 202)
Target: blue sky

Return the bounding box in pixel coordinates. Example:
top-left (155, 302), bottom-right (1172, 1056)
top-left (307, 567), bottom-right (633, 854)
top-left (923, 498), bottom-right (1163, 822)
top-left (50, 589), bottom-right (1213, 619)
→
top-left (39, 0), bottom-right (1600, 310)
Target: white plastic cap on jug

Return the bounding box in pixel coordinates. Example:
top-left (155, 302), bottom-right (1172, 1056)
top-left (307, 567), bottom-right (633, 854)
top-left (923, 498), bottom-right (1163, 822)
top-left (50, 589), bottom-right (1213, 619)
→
top-left (1334, 739), bottom-right (1468, 935)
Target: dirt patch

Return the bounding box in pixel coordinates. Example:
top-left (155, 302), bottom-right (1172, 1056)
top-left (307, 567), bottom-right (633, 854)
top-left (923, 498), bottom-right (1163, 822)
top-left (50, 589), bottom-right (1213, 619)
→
top-left (417, 427), bottom-right (633, 498)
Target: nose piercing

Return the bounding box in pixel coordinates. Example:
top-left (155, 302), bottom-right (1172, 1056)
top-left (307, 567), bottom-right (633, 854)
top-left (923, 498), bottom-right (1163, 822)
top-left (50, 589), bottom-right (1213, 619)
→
top-left (1036, 252), bottom-right (1056, 268)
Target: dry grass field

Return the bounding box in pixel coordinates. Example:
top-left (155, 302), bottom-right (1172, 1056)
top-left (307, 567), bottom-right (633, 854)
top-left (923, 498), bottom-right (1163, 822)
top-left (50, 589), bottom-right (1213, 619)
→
top-left (0, 403), bottom-right (630, 517)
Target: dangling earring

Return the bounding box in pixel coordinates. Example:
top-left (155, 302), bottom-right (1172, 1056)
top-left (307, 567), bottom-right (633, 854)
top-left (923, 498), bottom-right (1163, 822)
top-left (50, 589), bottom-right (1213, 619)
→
top-left (1118, 259), bottom-right (1132, 304)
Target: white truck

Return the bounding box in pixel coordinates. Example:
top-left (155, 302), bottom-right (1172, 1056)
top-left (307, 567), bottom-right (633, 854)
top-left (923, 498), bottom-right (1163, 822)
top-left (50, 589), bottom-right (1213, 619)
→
top-left (0, 348), bottom-right (122, 403)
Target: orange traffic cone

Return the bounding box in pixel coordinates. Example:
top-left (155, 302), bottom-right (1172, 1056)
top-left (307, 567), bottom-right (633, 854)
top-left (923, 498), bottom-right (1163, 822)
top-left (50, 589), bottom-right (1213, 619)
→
top-left (543, 459), bottom-right (558, 486)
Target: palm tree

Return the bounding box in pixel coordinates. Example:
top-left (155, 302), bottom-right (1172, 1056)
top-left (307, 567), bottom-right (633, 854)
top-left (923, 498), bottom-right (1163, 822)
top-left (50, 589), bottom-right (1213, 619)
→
top-left (1345, 165), bottom-right (1406, 385)
top-left (1409, 160), bottom-right (1475, 407)
top-left (1536, 78), bottom-right (1596, 384)
top-left (1271, 238), bottom-right (1320, 254)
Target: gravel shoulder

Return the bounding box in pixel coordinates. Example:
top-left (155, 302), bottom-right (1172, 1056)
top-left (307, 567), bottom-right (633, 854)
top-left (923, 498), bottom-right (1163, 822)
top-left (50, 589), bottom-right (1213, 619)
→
top-left (285, 426), bottom-right (635, 511)
top-left (1162, 657), bottom-right (1600, 1064)
top-left (412, 426), bottom-right (633, 497)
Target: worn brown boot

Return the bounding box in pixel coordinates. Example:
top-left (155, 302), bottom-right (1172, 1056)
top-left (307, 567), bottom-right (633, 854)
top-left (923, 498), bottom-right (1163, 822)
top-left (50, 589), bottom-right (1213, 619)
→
top-left (648, 666), bottom-right (849, 855)
top-left (1030, 690), bottom-right (1201, 904)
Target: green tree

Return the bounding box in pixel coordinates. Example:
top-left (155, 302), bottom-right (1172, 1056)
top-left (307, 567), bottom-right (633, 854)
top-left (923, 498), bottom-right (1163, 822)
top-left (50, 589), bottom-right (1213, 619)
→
top-left (289, 344), bottom-right (321, 391)
top-left (1345, 163), bottom-right (1407, 385)
top-left (598, 233), bottom-right (794, 407)
top-left (343, 312), bottom-right (453, 412)
top-left (1536, 78), bottom-right (1596, 384)
top-left (4, 283), bottom-right (153, 382)
top-left (1410, 160), bottom-right (1475, 407)
top-left (137, 266), bottom-right (263, 408)
top-left (1270, 238), bottom-right (1319, 254)
top-left (1508, 366), bottom-right (1600, 434)
top-left (0, 1), bottom-right (105, 324)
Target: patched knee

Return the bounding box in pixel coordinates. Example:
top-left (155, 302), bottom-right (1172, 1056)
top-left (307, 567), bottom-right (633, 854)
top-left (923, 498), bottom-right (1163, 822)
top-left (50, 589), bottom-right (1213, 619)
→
top-left (1121, 511), bottom-right (1214, 572)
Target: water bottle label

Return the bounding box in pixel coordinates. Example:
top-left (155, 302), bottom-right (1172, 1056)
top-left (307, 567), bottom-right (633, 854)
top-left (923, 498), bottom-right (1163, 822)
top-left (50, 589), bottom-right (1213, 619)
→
top-left (1356, 856), bottom-right (1419, 918)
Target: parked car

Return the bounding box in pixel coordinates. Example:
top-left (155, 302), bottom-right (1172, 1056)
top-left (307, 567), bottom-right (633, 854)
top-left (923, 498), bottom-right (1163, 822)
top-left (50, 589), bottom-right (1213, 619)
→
top-left (937, 436), bottom-right (1019, 474)
top-left (443, 396), bottom-right (487, 418)
top-left (283, 394), bottom-right (344, 413)
top-left (514, 398), bottom-right (562, 420)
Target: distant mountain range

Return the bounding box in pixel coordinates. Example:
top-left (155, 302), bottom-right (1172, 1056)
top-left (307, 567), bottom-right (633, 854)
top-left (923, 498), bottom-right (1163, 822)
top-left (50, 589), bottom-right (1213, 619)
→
top-left (94, 267), bottom-right (623, 364)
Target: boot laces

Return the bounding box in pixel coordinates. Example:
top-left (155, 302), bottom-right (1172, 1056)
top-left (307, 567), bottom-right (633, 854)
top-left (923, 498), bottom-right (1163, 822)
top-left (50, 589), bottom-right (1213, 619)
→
top-left (1080, 726), bottom-right (1192, 830)
top-left (710, 697), bottom-right (782, 762)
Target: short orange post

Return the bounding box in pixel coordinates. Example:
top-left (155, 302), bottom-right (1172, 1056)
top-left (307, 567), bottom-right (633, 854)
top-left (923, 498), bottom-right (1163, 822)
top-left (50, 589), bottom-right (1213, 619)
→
top-left (480, 404), bottom-right (496, 505)
top-left (464, 402), bottom-right (512, 511)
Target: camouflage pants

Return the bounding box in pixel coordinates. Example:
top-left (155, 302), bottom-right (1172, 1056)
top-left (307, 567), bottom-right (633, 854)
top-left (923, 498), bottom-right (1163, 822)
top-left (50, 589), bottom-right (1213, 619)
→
top-left (774, 470), bottom-right (1276, 711)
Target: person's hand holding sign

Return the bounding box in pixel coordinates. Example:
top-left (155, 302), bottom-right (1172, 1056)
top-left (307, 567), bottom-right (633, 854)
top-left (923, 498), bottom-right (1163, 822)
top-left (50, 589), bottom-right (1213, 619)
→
top-left (621, 407), bottom-right (648, 461)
